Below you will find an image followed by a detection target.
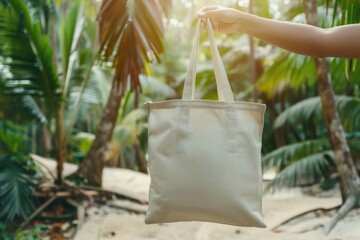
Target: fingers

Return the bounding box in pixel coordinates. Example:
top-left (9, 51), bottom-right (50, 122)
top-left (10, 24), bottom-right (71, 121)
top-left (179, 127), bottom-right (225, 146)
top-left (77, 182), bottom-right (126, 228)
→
top-left (200, 18), bottom-right (216, 31)
top-left (200, 18), bottom-right (207, 30)
top-left (200, 17), bottom-right (210, 30)
top-left (198, 5), bottom-right (219, 17)
top-left (198, 6), bottom-right (221, 31)
top-left (199, 5), bottom-right (218, 13)
top-left (199, 10), bottom-right (217, 30)
top-left (200, 18), bottom-right (207, 24)
top-left (198, 9), bottom-right (221, 19)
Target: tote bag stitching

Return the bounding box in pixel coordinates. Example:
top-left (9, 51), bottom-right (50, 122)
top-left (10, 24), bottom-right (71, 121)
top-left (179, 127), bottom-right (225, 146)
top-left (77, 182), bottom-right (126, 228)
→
top-left (148, 100), bottom-right (265, 112)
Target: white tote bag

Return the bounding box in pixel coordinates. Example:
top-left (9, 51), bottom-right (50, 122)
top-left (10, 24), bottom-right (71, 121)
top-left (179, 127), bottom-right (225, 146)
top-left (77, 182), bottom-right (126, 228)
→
top-left (145, 19), bottom-right (266, 228)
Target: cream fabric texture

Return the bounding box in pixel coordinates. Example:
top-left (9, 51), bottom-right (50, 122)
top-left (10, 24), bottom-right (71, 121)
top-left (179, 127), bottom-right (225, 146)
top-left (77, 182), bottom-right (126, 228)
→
top-left (145, 19), bottom-right (266, 228)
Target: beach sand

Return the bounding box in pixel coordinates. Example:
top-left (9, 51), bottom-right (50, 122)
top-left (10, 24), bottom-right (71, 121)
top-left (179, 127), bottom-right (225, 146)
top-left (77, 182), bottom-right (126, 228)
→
top-left (32, 155), bottom-right (360, 240)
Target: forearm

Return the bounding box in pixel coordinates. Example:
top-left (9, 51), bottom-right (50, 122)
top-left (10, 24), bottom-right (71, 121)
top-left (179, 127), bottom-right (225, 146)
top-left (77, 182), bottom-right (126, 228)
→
top-left (235, 11), bottom-right (360, 59)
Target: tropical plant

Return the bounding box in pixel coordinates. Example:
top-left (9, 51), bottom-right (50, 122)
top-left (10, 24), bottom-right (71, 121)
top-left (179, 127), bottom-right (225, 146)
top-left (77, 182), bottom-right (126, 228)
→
top-left (109, 74), bottom-right (175, 171)
top-left (0, 123), bottom-right (37, 222)
top-left (73, 0), bottom-right (171, 186)
top-left (325, 0), bottom-right (360, 78)
top-left (0, 154), bottom-right (36, 221)
top-left (0, 0), bottom-right (100, 184)
top-left (67, 65), bottom-right (113, 164)
top-left (0, 0), bottom-right (59, 140)
top-left (263, 96), bottom-right (360, 191)
top-left (303, 0), bottom-right (360, 234)
top-left (258, 0), bottom-right (360, 234)
top-left (113, 105), bottom-right (148, 172)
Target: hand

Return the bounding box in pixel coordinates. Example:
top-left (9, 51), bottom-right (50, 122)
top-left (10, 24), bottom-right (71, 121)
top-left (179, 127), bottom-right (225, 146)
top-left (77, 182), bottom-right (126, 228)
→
top-left (198, 6), bottom-right (242, 33)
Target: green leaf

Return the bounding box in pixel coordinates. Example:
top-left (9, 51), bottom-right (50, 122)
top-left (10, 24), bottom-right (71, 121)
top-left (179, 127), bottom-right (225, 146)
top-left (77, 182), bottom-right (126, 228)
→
top-left (70, 132), bottom-right (95, 154)
top-left (0, 1), bottom-right (60, 116)
top-left (262, 138), bottom-right (332, 169)
top-left (265, 151), bottom-right (334, 192)
top-left (0, 154), bottom-right (36, 221)
top-left (21, 95), bottom-right (48, 124)
top-left (257, 52), bottom-right (316, 99)
top-left (58, 0), bottom-right (85, 98)
top-left (274, 96), bottom-right (360, 132)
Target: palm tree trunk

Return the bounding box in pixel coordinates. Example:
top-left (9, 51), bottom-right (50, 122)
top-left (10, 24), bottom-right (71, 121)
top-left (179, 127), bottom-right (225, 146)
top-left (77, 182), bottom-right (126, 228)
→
top-left (74, 80), bottom-right (123, 186)
top-left (31, 122), bottom-right (36, 153)
top-left (40, 124), bottom-right (52, 154)
top-left (55, 107), bottom-right (66, 184)
top-left (303, 0), bottom-right (360, 234)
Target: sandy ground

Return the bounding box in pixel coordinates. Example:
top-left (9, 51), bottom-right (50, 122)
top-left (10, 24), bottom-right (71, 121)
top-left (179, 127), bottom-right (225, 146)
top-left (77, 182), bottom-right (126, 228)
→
top-left (32, 155), bottom-right (360, 240)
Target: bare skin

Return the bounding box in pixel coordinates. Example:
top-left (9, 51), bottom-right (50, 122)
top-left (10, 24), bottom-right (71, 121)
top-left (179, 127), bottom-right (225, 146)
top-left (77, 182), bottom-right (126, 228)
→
top-left (198, 6), bottom-right (360, 59)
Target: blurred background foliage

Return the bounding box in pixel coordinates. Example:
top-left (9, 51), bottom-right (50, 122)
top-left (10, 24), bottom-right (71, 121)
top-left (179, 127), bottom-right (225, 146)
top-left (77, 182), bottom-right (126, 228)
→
top-left (0, 0), bottom-right (360, 226)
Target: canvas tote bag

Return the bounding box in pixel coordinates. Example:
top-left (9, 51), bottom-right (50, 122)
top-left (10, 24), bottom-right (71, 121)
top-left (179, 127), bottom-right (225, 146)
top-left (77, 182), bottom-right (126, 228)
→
top-left (145, 19), bottom-right (266, 228)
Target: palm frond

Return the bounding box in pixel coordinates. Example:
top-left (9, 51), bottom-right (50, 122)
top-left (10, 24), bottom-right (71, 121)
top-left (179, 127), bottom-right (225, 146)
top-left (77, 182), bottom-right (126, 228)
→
top-left (265, 151), bottom-right (334, 192)
top-left (257, 52), bottom-right (316, 99)
top-left (329, 58), bottom-right (360, 90)
top-left (326, 0), bottom-right (360, 25)
top-left (324, 0), bottom-right (360, 76)
top-left (59, 0), bottom-right (85, 98)
top-left (262, 138), bottom-right (332, 169)
top-left (0, 94), bottom-right (47, 124)
top-left (67, 65), bottom-right (112, 130)
top-left (274, 97), bottom-right (322, 128)
top-left (139, 75), bottom-right (176, 101)
top-left (0, 154), bottom-right (36, 221)
top-left (0, 1), bottom-right (59, 115)
top-left (97, 0), bottom-right (170, 95)
top-left (70, 132), bottom-right (95, 155)
top-left (274, 96), bottom-right (360, 132)
top-left (21, 95), bottom-right (47, 124)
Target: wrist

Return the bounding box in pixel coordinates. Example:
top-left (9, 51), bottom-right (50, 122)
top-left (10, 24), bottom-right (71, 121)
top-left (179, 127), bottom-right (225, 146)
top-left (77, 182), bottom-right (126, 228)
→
top-left (233, 10), bottom-right (246, 32)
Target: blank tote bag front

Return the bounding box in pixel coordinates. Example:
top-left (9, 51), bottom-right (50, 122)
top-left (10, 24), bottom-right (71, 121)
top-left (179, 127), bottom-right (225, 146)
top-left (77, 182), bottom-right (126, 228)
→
top-left (145, 19), bottom-right (266, 228)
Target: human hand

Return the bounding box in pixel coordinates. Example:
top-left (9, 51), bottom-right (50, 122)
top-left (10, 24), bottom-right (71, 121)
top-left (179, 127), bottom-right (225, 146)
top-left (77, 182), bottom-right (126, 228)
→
top-left (198, 6), bottom-right (242, 33)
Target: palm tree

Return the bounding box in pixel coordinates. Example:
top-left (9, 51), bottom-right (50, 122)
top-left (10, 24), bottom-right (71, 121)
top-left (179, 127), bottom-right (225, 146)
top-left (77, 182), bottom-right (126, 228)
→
top-left (0, 0), bottom-right (99, 184)
top-left (255, 0), bottom-right (360, 233)
top-left (73, 0), bottom-right (171, 186)
top-left (302, 0), bottom-right (360, 234)
top-left (263, 96), bottom-right (360, 190)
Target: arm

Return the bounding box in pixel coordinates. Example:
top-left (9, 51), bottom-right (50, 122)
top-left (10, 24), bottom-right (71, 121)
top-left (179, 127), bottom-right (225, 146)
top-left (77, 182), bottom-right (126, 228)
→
top-left (199, 6), bottom-right (360, 59)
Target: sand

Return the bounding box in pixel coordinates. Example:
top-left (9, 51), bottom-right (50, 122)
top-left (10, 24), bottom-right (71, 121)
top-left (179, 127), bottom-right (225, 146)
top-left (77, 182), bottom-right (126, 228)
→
top-left (32, 154), bottom-right (360, 240)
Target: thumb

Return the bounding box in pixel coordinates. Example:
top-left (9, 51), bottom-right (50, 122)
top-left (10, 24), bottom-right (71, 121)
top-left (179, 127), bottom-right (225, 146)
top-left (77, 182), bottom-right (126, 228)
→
top-left (198, 9), bottom-right (221, 18)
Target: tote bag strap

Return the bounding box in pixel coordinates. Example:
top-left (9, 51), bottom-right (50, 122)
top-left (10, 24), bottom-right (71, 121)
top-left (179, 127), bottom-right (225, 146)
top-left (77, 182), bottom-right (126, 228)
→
top-left (182, 19), bottom-right (234, 102)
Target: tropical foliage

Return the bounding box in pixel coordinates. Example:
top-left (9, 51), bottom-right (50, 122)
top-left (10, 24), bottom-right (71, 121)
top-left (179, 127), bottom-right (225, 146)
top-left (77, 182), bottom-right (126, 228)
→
top-left (73, 0), bottom-right (171, 186)
top-left (0, 122), bottom-right (37, 221)
top-left (1, 0), bottom-right (360, 236)
top-left (0, 0), bottom-right (100, 184)
top-left (263, 96), bottom-right (360, 191)
top-left (254, 1), bottom-right (360, 195)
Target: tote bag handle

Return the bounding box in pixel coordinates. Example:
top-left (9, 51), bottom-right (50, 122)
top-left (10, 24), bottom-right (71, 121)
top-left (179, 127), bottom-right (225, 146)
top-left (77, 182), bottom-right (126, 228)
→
top-left (182, 19), bottom-right (234, 102)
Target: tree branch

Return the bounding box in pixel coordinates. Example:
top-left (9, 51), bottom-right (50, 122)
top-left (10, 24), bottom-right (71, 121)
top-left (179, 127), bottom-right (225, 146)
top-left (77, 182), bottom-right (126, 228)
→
top-left (271, 205), bottom-right (340, 232)
top-left (324, 194), bottom-right (357, 235)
